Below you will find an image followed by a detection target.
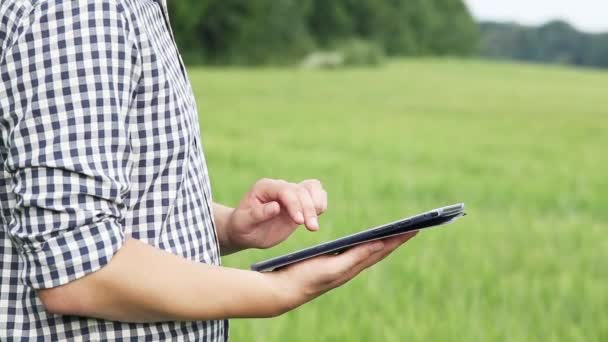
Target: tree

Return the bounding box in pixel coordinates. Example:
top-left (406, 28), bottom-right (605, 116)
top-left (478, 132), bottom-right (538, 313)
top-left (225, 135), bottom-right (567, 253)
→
top-left (169, 0), bottom-right (480, 65)
top-left (307, 0), bottom-right (354, 47)
top-left (478, 21), bottom-right (608, 69)
top-left (428, 0), bottom-right (479, 55)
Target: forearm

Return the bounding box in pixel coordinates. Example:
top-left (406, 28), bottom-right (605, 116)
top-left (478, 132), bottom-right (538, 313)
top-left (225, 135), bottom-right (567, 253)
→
top-left (38, 238), bottom-right (290, 322)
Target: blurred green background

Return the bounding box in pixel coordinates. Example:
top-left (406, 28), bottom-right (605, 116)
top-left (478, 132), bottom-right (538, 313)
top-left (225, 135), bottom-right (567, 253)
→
top-left (195, 61), bottom-right (606, 341)
top-left (169, 1), bottom-right (607, 341)
top-left (168, 0), bottom-right (608, 68)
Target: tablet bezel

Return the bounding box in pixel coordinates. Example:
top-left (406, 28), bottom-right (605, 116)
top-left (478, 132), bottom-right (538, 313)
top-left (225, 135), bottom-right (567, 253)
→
top-left (250, 203), bottom-right (465, 272)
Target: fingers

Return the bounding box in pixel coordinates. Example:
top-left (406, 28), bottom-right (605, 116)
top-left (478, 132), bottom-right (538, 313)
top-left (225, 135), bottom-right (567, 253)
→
top-left (300, 179), bottom-right (328, 214)
top-left (253, 179), bottom-right (305, 224)
top-left (323, 240), bottom-right (386, 280)
top-left (335, 232), bottom-right (418, 286)
top-left (275, 231), bottom-right (417, 303)
top-left (359, 233), bottom-right (417, 270)
top-left (296, 187), bottom-right (319, 231)
top-left (248, 201), bottom-right (281, 224)
top-left (276, 184), bottom-right (306, 225)
top-left (253, 178), bottom-right (327, 230)
top-left (231, 201), bottom-right (281, 229)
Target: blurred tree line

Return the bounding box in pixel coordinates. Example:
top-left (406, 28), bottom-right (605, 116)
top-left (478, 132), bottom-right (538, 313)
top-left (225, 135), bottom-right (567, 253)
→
top-left (479, 21), bottom-right (608, 69)
top-left (167, 0), bottom-right (478, 65)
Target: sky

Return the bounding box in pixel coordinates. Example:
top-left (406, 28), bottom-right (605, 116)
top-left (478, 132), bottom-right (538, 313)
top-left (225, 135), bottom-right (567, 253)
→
top-left (463, 0), bottom-right (608, 33)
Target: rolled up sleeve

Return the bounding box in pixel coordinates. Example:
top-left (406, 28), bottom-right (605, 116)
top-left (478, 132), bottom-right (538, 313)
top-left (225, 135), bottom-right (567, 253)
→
top-left (3, 0), bottom-right (141, 289)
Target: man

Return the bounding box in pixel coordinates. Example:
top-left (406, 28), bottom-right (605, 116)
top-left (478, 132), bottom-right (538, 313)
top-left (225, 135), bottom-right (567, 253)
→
top-left (0, 0), bottom-right (416, 340)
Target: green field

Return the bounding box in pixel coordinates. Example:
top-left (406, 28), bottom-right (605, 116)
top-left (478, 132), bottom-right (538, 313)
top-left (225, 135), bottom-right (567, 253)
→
top-left (189, 59), bottom-right (607, 341)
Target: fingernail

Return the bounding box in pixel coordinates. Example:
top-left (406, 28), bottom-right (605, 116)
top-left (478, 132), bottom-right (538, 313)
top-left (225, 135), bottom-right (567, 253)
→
top-left (369, 241), bottom-right (384, 252)
top-left (309, 217), bottom-right (319, 230)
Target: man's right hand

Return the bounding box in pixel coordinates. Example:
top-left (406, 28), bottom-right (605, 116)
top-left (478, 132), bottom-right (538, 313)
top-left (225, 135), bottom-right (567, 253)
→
top-left (267, 231), bottom-right (418, 314)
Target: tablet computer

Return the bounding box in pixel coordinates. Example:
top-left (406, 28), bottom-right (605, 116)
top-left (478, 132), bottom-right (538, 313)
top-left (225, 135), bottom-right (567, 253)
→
top-left (251, 203), bottom-right (466, 272)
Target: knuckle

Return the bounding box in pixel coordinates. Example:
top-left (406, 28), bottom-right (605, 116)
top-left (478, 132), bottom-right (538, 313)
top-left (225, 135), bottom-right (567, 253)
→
top-left (252, 211), bottom-right (264, 222)
top-left (358, 248), bottom-right (373, 260)
top-left (296, 186), bottom-right (310, 197)
top-left (279, 187), bottom-right (292, 198)
top-left (302, 179), bottom-right (323, 189)
top-left (296, 188), bottom-right (311, 201)
top-left (255, 178), bottom-right (272, 186)
top-left (281, 189), bottom-right (300, 206)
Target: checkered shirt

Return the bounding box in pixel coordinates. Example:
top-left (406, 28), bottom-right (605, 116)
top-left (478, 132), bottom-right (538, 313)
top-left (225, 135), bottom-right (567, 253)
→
top-left (0, 0), bottom-right (227, 340)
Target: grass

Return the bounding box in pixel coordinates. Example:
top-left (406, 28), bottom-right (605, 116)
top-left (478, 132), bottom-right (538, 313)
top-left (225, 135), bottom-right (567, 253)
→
top-left (188, 59), bottom-right (607, 341)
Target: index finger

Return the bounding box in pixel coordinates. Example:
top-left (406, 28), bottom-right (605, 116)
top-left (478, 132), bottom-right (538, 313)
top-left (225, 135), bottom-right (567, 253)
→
top-left (254, 179), bottom-right (305, 224)
top-left (335, 232), bottom-right (418, 285)
top-left (300, 179), bottom-right (327, 214)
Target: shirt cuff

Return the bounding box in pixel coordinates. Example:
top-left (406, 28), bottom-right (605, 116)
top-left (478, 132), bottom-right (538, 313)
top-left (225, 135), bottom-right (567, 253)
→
top-left (18, 219), bottom-right (125, 289)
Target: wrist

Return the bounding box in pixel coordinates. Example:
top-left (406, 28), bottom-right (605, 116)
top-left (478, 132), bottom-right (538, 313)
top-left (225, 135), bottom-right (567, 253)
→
top-left (212, 203), bottom-right (238, 254)
top-left (263, 270), bottom-right (308, 316)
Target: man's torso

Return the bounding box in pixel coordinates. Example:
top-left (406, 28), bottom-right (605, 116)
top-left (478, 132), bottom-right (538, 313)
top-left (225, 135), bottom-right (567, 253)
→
top-left (0, 0), bottom-right (226, 340)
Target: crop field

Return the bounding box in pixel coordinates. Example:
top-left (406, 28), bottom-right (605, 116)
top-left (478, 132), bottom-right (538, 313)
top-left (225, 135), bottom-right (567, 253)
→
top-left (188, 59), bottom-right (607, 341)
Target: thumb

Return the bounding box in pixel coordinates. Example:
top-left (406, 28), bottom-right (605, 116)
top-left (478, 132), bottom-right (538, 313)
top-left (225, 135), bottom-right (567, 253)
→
top-left (243, 201), bottom-right (281, 225)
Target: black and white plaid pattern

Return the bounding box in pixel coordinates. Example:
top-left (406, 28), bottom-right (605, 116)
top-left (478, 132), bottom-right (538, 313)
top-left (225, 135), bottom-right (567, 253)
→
top-left (0, 0), bottom-right (227, 340)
